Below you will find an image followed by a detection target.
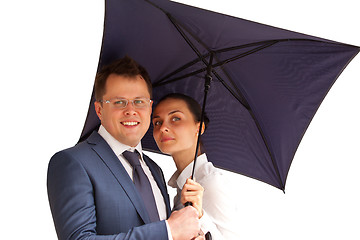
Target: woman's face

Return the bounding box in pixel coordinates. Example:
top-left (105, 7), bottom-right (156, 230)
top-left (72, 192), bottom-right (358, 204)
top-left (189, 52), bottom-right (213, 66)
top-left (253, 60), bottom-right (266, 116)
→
top-left (152, 98), bottom-right (200, 156)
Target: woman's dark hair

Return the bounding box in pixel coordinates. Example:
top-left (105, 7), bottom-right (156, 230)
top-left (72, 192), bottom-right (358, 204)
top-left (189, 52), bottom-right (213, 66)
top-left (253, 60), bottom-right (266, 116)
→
top-left (156, 93), bottom-right (210, 131)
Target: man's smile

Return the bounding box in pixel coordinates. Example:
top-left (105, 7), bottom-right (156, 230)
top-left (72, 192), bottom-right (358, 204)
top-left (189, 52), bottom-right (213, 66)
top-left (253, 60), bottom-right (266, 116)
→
top-left (121, 121), bottom-right (140, 126)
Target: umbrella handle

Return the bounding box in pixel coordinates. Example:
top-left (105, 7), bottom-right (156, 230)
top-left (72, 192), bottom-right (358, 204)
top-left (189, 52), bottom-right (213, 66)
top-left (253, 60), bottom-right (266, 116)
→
top-left (184, 201), bottom-right (193, 207)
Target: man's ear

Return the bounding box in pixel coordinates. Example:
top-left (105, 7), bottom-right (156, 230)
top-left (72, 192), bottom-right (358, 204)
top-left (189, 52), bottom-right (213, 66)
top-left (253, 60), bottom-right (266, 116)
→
top-left (94, 101), bottom-right (103, 121)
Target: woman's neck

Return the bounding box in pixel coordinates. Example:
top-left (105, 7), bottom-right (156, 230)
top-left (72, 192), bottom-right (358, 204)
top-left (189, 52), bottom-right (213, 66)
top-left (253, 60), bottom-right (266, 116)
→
top-left (172, 146), bottom-right (202, 173)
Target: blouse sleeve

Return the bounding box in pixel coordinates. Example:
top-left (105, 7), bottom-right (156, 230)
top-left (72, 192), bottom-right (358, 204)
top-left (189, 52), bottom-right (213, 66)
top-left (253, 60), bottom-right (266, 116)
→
top-left (199, 170), bottom-right (241, 239)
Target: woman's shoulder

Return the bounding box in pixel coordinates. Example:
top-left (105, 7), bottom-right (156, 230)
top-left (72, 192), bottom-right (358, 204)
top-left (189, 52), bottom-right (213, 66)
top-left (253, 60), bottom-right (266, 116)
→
top-left (196, 162), bottom-right (226, 186)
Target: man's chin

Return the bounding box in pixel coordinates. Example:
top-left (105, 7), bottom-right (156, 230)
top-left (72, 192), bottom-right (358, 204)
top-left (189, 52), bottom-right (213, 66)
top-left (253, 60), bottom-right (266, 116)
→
top-left (122, 134), bottom-right (145, 147)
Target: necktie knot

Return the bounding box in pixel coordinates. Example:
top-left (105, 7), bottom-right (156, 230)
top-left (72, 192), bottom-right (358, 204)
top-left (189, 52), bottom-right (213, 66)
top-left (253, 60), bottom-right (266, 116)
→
top-left (123, 150), bottom-right (141, 167)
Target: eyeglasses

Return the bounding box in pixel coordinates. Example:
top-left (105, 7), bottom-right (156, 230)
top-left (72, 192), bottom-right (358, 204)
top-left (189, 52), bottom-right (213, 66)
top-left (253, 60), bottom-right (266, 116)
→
top-left (98, 98), bottom-right (152, 109)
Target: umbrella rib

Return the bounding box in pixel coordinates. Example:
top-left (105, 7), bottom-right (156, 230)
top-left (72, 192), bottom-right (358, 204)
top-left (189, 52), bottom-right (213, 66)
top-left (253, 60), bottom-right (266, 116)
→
top-left (214, 39), bottom-right (280, 54)
top-left (210, 69), bottom-right (250, 109)
top-left (144, 0), bottom-right (215, 57)
top-left (146, 0), bottom-right (215, 87)
top-left (166, 14), bottom-right (215, 73)
top-left (216, 40), bottom-right (286, 190)
top-left (211, 68), bottom-right (285, 191)
top-left (214, 40), bottom-right (288, 190)
top-left (147, 0), bottom-right (265, 105)
top-left (156, 39), bottom-right (320, 86)
top-left (155, 41), bottom-right (280, 110)
top-left (145, 0), bottom-right (214, 71)
top-left (154, 41), bottom-right (278, 88)
top-left (154, 53), bottom-right (210, 85)
top-left (213, 40), bottom-right (279, 67)
top-left (153, 67), bottom-right (207, 87)
top-left (213, 38), bottom-right (329, 55)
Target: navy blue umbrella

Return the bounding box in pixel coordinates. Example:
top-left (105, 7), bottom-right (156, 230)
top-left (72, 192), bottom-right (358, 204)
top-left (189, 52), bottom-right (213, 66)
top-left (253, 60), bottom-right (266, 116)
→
top-left (80, 0), bottom-right (359, 191)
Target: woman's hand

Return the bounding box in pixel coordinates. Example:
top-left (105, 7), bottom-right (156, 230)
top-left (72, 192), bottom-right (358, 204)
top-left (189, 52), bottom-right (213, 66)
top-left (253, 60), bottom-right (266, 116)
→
top-left (192, 230), bottom-right (206, 240)
top-left (192, 230), bottom-right (205, 240)
top-left (181, 178), bottom-right (204, 218)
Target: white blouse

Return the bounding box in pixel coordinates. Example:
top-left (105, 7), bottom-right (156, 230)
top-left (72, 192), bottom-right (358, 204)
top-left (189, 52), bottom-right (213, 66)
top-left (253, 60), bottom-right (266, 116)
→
top-left (168, 154), bottom-right (241, 239)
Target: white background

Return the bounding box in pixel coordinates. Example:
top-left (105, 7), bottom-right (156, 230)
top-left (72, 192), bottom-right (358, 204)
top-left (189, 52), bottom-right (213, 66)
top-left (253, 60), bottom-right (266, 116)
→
top-left (1, 0), bottom-right (359, 239)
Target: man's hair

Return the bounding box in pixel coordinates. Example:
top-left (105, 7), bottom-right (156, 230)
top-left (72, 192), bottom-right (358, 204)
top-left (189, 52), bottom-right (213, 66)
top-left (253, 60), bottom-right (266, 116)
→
top-left (94, 56), bottom-right (152, 101)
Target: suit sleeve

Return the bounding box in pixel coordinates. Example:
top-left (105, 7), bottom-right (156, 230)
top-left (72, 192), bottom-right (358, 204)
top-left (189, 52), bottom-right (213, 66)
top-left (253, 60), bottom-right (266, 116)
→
top-left (47, 150), bottom-right (169, 240)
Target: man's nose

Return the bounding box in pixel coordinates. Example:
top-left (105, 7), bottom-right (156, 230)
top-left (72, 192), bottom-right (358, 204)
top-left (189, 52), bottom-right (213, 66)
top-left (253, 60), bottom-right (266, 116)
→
top-left (124, 101), bottom-right (137, 115)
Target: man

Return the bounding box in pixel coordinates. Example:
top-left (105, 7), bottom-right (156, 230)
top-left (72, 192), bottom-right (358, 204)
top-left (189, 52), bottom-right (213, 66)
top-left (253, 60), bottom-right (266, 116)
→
top-left (47, 56), bottom-right (202, 240)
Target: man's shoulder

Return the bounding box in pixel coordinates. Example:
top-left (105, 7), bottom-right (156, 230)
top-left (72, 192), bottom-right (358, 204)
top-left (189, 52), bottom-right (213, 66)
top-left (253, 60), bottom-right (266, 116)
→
top-left (50, 131), bottom-right (103, 160)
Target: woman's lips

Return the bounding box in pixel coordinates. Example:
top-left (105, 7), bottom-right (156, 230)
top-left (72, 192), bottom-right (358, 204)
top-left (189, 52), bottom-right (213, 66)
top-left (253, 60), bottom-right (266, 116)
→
top-left (161, 136), bottom-right (175, 142)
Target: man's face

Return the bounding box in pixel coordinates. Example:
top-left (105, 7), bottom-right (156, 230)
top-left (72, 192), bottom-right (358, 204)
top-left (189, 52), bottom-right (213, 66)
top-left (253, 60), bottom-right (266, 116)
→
top-left (95, 74), bottom-right (152, 147)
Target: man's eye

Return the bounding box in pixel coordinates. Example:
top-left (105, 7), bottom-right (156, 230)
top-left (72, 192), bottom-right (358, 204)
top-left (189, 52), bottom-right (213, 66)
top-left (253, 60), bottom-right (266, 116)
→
top-left (114, 100), bottom-right (126, 105)
top-left (134, 99), bottom-right (144, 104)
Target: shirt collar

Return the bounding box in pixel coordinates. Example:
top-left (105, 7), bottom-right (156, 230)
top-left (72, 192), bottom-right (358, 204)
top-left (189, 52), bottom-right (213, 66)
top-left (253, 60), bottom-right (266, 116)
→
top-left (168, 153), bottom-right (208, 189)
top-left (98, 125), bottom-right (143, 160)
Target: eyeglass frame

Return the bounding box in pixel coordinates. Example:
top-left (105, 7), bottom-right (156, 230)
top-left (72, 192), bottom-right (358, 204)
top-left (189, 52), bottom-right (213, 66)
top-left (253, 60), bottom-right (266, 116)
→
top-left (97, 97), bottom-right (153, 109)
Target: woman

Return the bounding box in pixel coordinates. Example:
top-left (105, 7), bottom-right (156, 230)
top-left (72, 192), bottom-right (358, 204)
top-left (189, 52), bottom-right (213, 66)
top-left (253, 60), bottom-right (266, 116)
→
top-left (152, 93), bottom-right (240, 239)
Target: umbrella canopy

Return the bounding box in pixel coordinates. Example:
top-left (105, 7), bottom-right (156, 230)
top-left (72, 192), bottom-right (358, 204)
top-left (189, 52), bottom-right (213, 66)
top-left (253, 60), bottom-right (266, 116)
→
top-left (80, 0), bottom-right (359, 190)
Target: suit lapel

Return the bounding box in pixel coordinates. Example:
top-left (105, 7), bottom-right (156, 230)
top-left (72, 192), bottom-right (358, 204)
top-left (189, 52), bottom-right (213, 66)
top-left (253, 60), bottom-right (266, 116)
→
top-left (87, 132), bottom-right (151, 224)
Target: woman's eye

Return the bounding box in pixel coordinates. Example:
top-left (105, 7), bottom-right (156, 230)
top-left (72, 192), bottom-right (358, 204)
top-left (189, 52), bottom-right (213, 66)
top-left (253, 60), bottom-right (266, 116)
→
top-left (153, 121), bottom-right (162, 126)
top-left (172, 117), bottom-right (180, 122)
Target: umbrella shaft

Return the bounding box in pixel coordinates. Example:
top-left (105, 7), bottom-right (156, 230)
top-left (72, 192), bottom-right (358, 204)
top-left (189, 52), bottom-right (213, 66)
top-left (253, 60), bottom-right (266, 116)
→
top-left (191, 53), bottom-right (213, 179)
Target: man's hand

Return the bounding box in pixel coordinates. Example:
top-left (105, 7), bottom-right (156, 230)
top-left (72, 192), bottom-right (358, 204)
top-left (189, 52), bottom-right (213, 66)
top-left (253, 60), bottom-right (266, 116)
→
top-left (167, 206), bottom-right (201, 240)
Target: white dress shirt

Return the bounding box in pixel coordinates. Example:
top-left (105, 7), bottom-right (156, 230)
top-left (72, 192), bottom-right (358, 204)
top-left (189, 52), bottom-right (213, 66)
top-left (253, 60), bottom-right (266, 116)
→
top-left (168, 153), bottom-right (241, 239)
